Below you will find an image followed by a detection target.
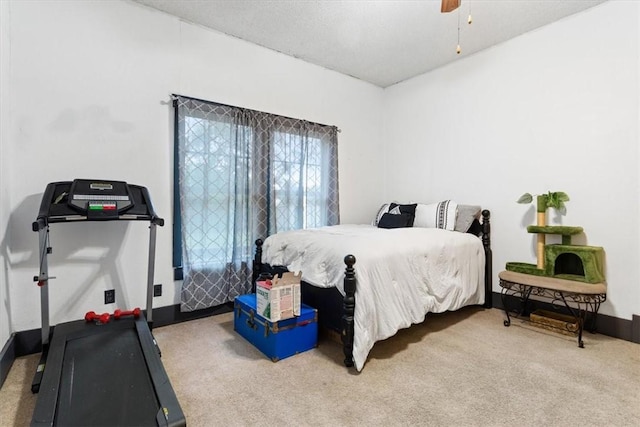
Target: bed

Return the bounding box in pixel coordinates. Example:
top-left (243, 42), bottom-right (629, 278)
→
top-left (252, 203), bottom-right (492, 371)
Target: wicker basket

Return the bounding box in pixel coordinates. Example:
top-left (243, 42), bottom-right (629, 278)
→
top-left (529, 309), bottom-right (579, 336)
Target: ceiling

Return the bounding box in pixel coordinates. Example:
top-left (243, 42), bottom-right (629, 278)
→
top-left (131, 0), bottom-right (608, 88)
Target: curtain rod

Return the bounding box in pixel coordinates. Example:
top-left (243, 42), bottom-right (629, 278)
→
top-left (171, 93), bottom-right (341, 133)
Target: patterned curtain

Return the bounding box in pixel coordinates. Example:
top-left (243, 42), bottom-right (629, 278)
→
top-left (174, 95), bottom-right (339, 312)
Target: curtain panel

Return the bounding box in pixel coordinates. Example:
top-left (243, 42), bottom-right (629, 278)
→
top-left (173, 95), bottom-right (339, 312)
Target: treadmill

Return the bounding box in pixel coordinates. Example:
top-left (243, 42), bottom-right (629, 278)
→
top-left (30, 179), bottom-right (186, 427)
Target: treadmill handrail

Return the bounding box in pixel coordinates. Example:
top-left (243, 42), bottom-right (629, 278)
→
top-left (140, 186), bottom-right (165, 227)
top-left (32, 181), bottom-right (165, 230)
top-left (32, 181), bottom-right (59, 231)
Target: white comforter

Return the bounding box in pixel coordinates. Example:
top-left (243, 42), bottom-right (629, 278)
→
top-left (262, 224), bottom-right (485, 371)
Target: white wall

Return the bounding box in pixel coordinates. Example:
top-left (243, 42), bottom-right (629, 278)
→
top-left (3, 0), bottom-right (637, 338)
top-left (0, 0), bottom-right (11, 347)
top-left (383, 1), bottom-right (639, 320)
top-left (3, 0), bottom-right (385, 332)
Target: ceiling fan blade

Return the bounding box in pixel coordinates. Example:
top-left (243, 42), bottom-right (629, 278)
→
top-left (441, 0), bottom-right (461, 13)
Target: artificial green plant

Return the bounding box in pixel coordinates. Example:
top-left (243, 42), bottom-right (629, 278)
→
top-left (517, 191), bottom-right (570, 215)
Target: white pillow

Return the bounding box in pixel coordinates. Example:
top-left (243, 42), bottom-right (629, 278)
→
top-left (414, 200), bottom-right (458, 231)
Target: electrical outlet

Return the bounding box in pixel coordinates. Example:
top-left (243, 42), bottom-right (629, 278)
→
top-left (153, 284), bottom-right (162, 297)
top-left (104, 289), bottom-right (115, 304)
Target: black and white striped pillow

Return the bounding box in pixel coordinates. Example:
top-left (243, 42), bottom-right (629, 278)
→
top-left (372, 203), bottom-right (391, 226)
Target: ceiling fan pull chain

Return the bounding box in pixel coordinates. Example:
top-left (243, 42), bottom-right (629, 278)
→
top-left (457, 6), bottom-right (462, 54)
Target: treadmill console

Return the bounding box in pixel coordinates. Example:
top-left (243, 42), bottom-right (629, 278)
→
top-left (68, 179), bottom-right (133, 220)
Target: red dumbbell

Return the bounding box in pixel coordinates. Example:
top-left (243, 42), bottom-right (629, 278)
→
top-left (85, 311), bottom-right (110, 324)
top-left (113, 307), bottom-right (141, 320)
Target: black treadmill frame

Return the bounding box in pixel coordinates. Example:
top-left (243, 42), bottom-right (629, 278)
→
top-left (30, 180), bottom-right (186, 427)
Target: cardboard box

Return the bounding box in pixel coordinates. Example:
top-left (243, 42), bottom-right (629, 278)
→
top-left (234, 294), bottom-right (317, 362)
top-left (255, 271), bottom-right (301, 322)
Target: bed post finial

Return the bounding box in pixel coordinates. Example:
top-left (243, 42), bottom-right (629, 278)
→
top-left (344, 254), bottom-right (356, 269)
top-left (481, 210), bottom-right (493, 309)
top-left (342, 255), bottom-right (356, 368)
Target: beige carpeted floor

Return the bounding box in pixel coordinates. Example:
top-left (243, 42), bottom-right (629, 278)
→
top-left (2, 307), bottom-right (639, 426)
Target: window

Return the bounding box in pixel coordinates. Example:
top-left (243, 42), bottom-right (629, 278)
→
top-left (173, 95), bottom-right (339, 311)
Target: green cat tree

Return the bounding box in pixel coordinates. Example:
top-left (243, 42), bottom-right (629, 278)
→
top-left (506, 192), bottom-right (605, 284)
